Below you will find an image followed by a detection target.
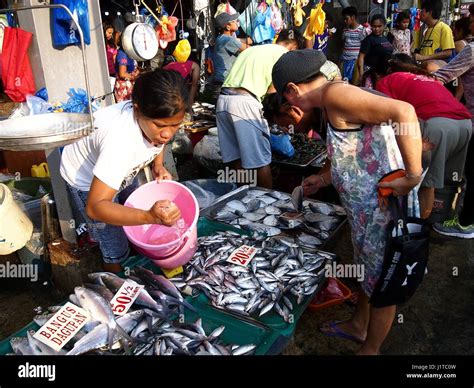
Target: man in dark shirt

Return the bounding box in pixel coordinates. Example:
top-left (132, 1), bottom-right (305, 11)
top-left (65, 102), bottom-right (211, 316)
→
top-left (357, 14), bottom-right (393, 84)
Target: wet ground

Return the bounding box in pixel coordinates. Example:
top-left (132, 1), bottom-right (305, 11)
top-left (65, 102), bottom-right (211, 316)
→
top-left (1, 156), bottom-right (473, 354)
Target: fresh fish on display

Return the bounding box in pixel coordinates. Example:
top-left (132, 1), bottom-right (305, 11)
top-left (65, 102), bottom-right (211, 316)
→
top-left (263, 215), bottom-right (279, 226)
top-left (242, 212), bottom-right (266, 222)
top-left (215, 209), bottom-right (239, 222)
top-left (174, 232), bottom-right (333, 322)
top-left (297, 233), bottom-right (322, 249)
top-left (207, 188), bottom-right (344, 242)
top-left (226, 199), bottom-right (248, 213)
top-left (11, 269), bottom-right (256, 356)
top-left (10, 337), bottom-right (35, 356)
top-left (246, 198), bottom-right (262, 212)
top-left (265, 206), bottom-right (282, 215)
top-left (309, 202), bottom-right (336, 216)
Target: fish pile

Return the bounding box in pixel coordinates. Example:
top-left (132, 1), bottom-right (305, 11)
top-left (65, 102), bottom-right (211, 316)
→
top-left (132, 320), bottom-right (256, 356)
top-left (170, 232), bottom-right (334, 322)
top-left (272, 134), bottom-right (326, 166)
top-left (8, 269), bottom-right (255, 356)
top-left (191, 102), bottom-right (216, 122)
top-left (211, 188), bottom-right (345, 243)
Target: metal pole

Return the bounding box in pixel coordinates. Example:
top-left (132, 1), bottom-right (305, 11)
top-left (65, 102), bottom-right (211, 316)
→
top-left (0, 3), bottom-right (96, 244)
top-left (0, 4), bottom-right (94, 128)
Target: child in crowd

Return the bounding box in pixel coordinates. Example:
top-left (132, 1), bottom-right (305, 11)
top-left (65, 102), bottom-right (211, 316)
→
top-left (388, 11), bottom-right (412, 55)
top-left (358, 15), bottom-right (393, 87)
top-left (341, 6), bottom-right (366, 84)
top-left (312, 15), bottom-right (336, 55)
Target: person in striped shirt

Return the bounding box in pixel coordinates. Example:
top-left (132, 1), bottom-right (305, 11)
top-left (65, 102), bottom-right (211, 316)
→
top-left (341, 6), bottom-right (366, 84)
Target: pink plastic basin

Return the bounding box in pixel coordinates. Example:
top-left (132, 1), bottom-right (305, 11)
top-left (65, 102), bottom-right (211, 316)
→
top-left (123, 181), bottom-right (199, 265)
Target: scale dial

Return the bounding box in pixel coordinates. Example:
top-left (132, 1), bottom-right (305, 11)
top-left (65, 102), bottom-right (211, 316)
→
top-left (123, 22), bottom-right (159, 62)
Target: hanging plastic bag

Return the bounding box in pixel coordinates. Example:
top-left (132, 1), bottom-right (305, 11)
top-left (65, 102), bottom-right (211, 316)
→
top-left (214, 2), bottom-right (238, 18)
top-left (173, 39), bottom-right (191, 63)
top-left (52, 0), bottom-right (91, 47)
top-left (156, 15), bottom-right (179, 49)
top-left (1, 27), bottom-right (36, 102)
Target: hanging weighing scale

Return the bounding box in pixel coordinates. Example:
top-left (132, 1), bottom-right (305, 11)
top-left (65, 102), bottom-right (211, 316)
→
top-left (122, 0), bottom-right (159, 62)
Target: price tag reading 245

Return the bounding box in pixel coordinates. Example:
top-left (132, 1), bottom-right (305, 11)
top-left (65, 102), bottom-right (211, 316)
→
top-left (110, 281), bottom-right (144, 316)
top-left (227, 245), bottom-right (258, 267)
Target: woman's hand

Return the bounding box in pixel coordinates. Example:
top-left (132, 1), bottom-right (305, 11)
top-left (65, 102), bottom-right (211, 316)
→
top-left (148, 200), bottom-right (181, 226)
top-left (302, 174), bottom-right (330, 196)
top-left (153, 165), bottom-right (173, 181)
top-left (378, 176), bottom-right (421, 197)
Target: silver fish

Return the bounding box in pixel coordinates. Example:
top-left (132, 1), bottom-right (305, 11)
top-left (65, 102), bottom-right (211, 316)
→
top-left (308, 202), bottom-right (336, 216)
top-left (265, 206), bottom-right (282, 215)
top-left (291, 186), bottom-right (304, 213)
top-left (232, 344), bottom-right (257, 355)
top-left (263, 215), bottom-right (279, 226)
top-left (259, 195), bottom-right (278, 205)
top-left (242, 212), bottom-right (266, 222)
top-left (226, 200), bottom-right (248, 213)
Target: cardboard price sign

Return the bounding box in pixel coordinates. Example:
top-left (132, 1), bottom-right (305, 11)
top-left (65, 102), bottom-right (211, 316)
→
top-left (33, 302), bottom-right (90, 352)
top-left (226, 245), bottom-right (258, 267)
top-left (110, 281), bottom-right (144, 316)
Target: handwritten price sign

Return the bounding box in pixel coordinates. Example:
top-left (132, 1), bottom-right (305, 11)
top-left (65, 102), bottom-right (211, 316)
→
top-left (226, 245), bottom-right (258, 267)
top-left (110, 281), bottom-right (144, 316)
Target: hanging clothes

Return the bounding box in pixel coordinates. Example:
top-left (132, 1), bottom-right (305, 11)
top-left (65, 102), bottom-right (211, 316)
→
top-left (293, 0), bottom-right (306, 27)
top-left (270, 2), bottom-right (284, 34)
top-left (304, 2), bottom-right (326, 40)
top-left (239, 0), bottom-right (259, 37)
top-left (1, 27), bottom-right (36, 102)
top-left (253, 2), bottom-right (275, 44)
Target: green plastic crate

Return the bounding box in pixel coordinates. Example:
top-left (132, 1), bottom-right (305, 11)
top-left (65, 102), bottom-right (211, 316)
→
top-left (0, 322), bottom-right (40, 355)
top-left (182, 304), bottom-right (289, 355)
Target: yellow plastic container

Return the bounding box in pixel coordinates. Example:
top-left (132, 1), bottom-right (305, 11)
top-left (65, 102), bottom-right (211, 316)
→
top-left (0, 184), bottom-right (34, 255)
top-left (31, 162), bottom-right (50, 178)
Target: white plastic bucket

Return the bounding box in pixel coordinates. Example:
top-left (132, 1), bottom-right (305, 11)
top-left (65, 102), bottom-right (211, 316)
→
top-left (0, 183), bottom-right (33, 255)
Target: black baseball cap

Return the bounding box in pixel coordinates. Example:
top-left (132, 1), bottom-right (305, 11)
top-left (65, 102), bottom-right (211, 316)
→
top-left (215, 12), bottom-right (240, 29)
top-left (272, 49), bottom-right (328, 97)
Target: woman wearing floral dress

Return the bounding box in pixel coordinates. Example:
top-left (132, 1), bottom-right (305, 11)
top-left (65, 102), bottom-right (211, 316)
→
top-left (272, 49), bottom-right (423, 355)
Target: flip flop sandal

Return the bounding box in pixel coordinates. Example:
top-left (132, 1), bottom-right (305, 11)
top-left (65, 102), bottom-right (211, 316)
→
top-left (319, 320), bottom-right (365, 344)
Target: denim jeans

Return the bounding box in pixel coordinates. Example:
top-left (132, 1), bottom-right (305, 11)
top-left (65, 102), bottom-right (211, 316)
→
top-left (66, 180), bottom-right (138, 263)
